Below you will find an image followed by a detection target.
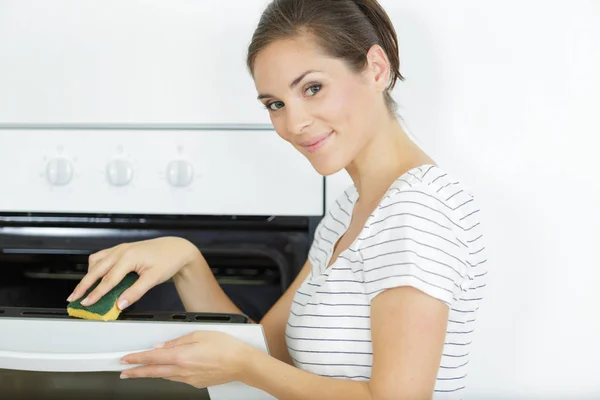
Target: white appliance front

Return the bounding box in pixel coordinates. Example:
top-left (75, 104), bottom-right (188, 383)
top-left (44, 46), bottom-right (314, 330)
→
top-left (0, 129), bottom-right (323, 216)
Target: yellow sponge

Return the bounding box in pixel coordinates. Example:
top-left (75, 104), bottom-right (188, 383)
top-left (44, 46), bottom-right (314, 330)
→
top-left (67, 273), bottom-right (139, 321)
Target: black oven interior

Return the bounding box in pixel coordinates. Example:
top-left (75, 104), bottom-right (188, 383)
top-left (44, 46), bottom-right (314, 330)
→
top-left (0, 214), bottom-right (319, 322)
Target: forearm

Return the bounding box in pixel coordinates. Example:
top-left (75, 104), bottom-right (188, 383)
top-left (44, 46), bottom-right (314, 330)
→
top-left (173, 249), bottom-right (246, 317)
top-left (240, 347), bottom-right (373, 400)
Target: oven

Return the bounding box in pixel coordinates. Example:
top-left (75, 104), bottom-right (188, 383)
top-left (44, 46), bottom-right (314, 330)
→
top-left (0, 3), bottom-right (327, 397)
top-left (0, 128), bottom-right (324, 323)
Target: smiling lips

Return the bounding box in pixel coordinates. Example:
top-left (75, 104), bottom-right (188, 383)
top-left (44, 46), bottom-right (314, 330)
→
top-left (300, 131), bottom-right (333, 153)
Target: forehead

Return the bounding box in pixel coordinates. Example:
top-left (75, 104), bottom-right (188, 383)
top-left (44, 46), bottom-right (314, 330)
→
top-left (252, 34), bottom-right (341, 92)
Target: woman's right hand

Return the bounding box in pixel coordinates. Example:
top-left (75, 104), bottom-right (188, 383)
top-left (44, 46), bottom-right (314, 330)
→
top-left (67, 236), bottom-right (199, 310)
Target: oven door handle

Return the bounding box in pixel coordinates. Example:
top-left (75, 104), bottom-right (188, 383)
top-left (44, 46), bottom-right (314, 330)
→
top-left (0, 348), bottom-right (149, 372)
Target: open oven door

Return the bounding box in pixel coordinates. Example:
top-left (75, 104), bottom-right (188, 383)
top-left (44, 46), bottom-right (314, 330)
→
top-left (0, 307), bottom-right (275, 399)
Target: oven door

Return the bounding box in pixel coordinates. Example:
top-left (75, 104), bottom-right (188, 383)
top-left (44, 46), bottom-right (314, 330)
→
top-left (0, 308), bottom-right (274, 400)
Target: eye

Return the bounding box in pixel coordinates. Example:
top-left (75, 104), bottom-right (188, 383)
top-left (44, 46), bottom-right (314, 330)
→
top-left (266, 101), bottom-right (284, 111)
top-left (305, 84), bottom-right (322, 97)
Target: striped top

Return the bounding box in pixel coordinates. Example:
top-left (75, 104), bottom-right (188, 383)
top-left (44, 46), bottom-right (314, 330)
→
top-left (286, 164), bottom-right (487, 398)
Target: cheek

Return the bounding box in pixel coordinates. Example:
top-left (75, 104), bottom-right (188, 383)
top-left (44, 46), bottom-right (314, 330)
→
top-left (320, 85), bottom-right (355, 123)
top-left (317, 83), bottom-right (368, 134)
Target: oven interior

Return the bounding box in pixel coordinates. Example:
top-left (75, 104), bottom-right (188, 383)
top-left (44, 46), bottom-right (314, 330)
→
top-left (0, 214), bottom-right (318, 322)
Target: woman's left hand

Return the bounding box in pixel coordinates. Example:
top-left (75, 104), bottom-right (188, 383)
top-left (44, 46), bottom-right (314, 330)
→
top-left (120, 330), bottom-right (251, 388)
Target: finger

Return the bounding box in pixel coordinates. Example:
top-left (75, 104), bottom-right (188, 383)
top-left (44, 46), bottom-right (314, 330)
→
top-left (87, 247), bottom-right (111, 269)
top-left (79, 256), bottom-right (133, 306)
top-left (67, 257), bottom-right (116, 303)
top-left (68, 244), bottom-right (127, 302)
top-left (120, 364), bottom-right (182, 379)
top-left (121, 347), bottom-right (181, 366)
top-left (157, 331), bottom-right (202, 349)
top-left (117, 272), bottom-right (158, 310)
top-left (88, 243), bottom-right (127, 269)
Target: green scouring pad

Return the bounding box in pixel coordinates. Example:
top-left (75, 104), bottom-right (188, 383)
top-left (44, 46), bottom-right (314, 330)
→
top-left (67, 272), bottom-right (139, 321)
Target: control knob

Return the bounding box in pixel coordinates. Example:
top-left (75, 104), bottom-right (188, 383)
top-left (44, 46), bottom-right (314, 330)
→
top-left (46, 157), bottom-right (73, 186)
top-left (167, 160), bottom-right (194, 187)
top-left (106, 159), bottom-right (133, 186)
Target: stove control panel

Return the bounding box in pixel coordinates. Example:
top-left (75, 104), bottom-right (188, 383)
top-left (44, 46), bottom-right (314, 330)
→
top-left (0, 129), bottom-right (324, 216)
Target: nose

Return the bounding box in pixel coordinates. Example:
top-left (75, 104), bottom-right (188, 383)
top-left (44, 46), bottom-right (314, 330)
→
top-left (285, 102), bottom-right (313, 135)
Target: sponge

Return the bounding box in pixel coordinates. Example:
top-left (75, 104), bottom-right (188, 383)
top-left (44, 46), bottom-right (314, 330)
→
top-left (67, 272), bottom-right (139, 321)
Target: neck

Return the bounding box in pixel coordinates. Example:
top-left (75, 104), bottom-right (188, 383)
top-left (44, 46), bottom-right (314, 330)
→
top-left (345, 116), bottom-right (434, 206)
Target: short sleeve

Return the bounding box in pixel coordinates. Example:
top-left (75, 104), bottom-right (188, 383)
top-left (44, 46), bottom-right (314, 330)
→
top-left (360, 186), bottom-right (470, 307)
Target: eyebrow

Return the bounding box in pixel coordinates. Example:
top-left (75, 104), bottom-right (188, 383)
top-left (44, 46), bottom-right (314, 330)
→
top-left (257, 69), bottom-right (320, 100)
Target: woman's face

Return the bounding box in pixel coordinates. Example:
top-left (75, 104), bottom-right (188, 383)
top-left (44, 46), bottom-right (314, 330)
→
top-left (252, 34), bottom-right (387, 176)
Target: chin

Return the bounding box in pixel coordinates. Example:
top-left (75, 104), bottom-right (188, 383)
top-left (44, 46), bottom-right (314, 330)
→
top-left (295, 139), bottom-right (350, 176)
top-left (309, 159), bottom-right (347, 177)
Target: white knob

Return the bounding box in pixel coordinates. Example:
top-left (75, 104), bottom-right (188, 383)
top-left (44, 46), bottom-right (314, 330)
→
top-left (167, 160), bottom-right (194, 187)
top-left (46, 157), bottom-right (73, 186)
top-left (106, 159), bottom-right (133, 186)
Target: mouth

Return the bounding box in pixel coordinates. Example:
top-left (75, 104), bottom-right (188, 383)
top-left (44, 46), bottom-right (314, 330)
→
top-left (300, 131), bottom-right (333, 153)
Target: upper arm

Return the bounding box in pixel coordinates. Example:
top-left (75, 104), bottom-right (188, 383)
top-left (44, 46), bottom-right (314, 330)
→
top-left (361, 186), bottom-right (472, 398)
top-left (369, 286), bottom-right (448, 399)
top-left (259, 258), bottom-right (312, 364)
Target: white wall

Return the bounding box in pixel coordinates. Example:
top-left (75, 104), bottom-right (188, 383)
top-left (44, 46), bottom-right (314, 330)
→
top-left (1, 0), bottom-right (599, 398)
top-left (329, 1), bottom-right (600, 398)
top-left (0, 0), bottom-right (272, 124)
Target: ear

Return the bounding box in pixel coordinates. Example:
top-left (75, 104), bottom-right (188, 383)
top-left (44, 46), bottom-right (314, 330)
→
top-left (365, 44), bottom-right (391, 92)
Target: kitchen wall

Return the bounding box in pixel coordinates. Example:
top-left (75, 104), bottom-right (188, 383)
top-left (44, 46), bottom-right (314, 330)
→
top-left (329, 1), bottom-right (600, 398)
top-left (1, 0), bottom-right (598, 398)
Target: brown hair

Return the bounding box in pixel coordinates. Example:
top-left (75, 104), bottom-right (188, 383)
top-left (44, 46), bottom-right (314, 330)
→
top-left (246, 0), bottom-right (404, 113)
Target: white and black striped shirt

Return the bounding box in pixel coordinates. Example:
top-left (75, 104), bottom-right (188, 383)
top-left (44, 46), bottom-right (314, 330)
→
top-left (286, 165), bottom-right (487, 398)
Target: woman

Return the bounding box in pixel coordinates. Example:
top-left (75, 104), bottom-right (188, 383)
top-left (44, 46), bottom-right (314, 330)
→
top-left (68, 0), bottom-right (487, 398)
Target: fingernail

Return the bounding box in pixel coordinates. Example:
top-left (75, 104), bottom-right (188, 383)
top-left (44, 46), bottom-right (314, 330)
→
top-left (120, 373), bottom-right (129, 379)
top-left (118, 298), bottom-right (129, 310)
top-left (153, 342), bottom-right (165, 349)
top-left (66, 293), bottom-right (74, 302)
top-left (80, 297), bottom-right (90, 306)
top-left (120, 360), bottom-right (128, 365)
